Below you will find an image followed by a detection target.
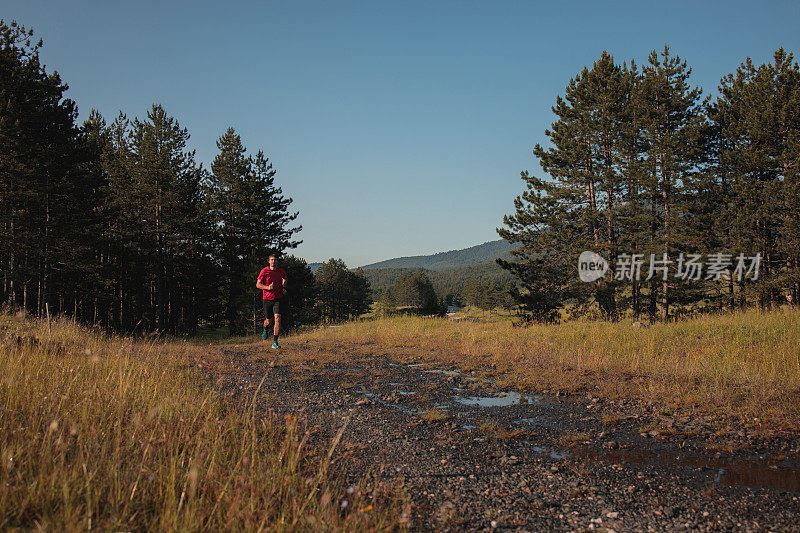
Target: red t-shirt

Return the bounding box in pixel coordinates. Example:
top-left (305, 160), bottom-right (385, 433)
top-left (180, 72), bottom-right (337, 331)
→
top-left (258, 267), bottom-right (286, 300)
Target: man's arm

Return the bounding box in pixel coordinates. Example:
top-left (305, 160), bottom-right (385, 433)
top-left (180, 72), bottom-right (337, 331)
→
top-left (256, 274), bottom-right (271, 291)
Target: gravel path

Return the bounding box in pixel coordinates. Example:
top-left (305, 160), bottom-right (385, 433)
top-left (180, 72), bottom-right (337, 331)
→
top-left (213, 341), bottom-right (800, 532)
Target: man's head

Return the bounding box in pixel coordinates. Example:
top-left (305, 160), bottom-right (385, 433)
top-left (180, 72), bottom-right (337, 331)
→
top-left (268, 254), bottom-right (277, 269)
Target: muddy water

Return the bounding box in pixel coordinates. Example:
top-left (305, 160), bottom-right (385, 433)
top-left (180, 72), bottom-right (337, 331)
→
top-left (396, 363), bottom-right (800, 495)
top-left (446, 382), bottom-right (800, 494)
top-left (567, 445), bottom-right (800, 493)
top-left (454, 391), bottom-right (526, 408)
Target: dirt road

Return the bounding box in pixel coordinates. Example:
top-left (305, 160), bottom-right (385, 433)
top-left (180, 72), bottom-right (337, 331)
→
top-left (212, 340), bottom-right (800, 532)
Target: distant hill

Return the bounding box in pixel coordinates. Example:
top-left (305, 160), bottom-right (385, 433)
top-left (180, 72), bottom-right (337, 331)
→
top-left (362, 260), bottom-right (514, 299)
top-left (359, 240), bottom-right (513, 271)
top-left (303, 241), bottom-right (518, 299)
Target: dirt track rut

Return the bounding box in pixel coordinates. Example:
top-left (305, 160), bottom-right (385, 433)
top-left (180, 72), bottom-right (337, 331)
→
top-left (214, 342), bottom-right (800, 532)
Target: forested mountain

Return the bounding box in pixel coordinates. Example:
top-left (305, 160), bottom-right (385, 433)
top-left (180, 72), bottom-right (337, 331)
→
top-left (359, 240), bottom-right (512, 270)
top-left (362, 261), bottom-right (513, 301)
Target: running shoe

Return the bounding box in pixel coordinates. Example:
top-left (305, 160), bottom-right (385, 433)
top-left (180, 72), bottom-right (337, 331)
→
top-left (271, 340), bottom-right (280, 350)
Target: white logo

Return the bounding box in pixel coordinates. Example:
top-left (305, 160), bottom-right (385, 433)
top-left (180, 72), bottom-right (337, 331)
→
top-left (578, 251), bottom-right (609, 282)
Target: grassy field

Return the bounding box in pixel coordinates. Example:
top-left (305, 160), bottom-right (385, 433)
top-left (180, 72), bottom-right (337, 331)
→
top-left (299, 307), bottom-right (800, 431)
top-left (0, 314), bottom-right (403, 531)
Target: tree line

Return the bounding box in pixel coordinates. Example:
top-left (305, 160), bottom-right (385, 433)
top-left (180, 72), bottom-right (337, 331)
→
top-left (371, 271), bottom-right (446, 317)
top-left (500, 46), bottom-right (800, 322)
top-left (0, 20), bottom-right (305, 334)
top-left (0, 21), bottom-right (390, 334)
top-left (362, 261), bottom-right (514, 307)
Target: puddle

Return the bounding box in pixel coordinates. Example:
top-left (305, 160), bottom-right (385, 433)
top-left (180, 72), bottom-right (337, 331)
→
top-left (520, 435), bottom-right (800, 493)
top-left (462, 424), bottom-right (477, 430)
top-left (407, 363), bottom-right (424, 368)
top-left (424, 369), bottom-right (462, 377)
top-left (576, 446), bottom-right (800, 494)
top-left (360, 387), bottom-right (421, 415)
top-left (397, 390), bottom-right (416, 396)
top-left (391, 403), bottom-right (422, 416)
top-left (516, 416), bottom-right (562, 430)
top-left (523, 442), bottom-right (569, 460)
top-left (454, 391), bottom-right (526, 408)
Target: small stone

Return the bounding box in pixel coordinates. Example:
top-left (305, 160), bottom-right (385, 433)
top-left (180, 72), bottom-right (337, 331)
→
top-left (606, 511), bottom-right (619, 519)
top-left (491, 520), bottom-right (498, 528)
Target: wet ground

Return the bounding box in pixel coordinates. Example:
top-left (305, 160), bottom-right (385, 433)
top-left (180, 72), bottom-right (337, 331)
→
top-left (212, 341), bottom-right (800, 532)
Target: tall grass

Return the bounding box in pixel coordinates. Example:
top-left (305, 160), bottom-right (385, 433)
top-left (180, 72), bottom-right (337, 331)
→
top-left (0, 314), bottom-right (402, 531)
top-left (303, 308), bottom-right (800, 428)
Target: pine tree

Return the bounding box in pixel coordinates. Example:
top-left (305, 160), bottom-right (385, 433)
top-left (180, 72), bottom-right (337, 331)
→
top-left (125, 104), bottom-right (204, 332)
top-left (714, 49), bottom-right (800, 307)
top-left (499, 52), bottom-right (633, 320)
top-left (393, 271), bottom-right (438, 314)
top-left (315, 259), bottom-right (346, 322)
top-left (278, 255), bottom-right (318, 329)
top-left (637, 45), bottom-right (706, 319)
top-left (207, 128), bottom-right (300, 334)
top-left (348, 268), bottom-right (372, 317)
top-left (0, 20), bottom-right (87, 316)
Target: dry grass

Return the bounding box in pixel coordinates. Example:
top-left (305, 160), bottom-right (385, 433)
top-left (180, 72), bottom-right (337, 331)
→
top-left (0, 314), bottom-right (404, 531)
top-left (297, 307), bottom-right (800, 430)
top-left (420, 408), bottom-right (449, 422)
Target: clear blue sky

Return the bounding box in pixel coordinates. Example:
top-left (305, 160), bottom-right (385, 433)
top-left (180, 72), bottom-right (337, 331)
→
top-left (5, 1), bottom-right (800, 266)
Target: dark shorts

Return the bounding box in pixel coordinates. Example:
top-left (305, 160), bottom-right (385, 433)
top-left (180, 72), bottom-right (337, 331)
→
top-left (263, 298), bottom-right (282, 318)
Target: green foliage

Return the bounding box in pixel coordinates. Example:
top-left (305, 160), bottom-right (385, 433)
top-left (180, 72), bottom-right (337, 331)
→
top-left (0, 19), bottom-right (87, 318)
top-left (462, 279), bottom-right (515, 311)
top-left (314, 259), bottom-right (371, 322)
top-left (711, 48), bottom-right (800, 308)
top-left (499, 45), bottom-right (800, 321)
top-left (392, 271), bottom-right (444, 316)
top-left (206, 128), bottom-right (300, 334)
top-left (123, 105), bottom-right (206, 332)
top-left (363, 261), bottom-right (514, 303)
top-left (500, 51), bottom-right (637, 320)
top-left (279, 255), bottom-right (319, 328)
top-left (0, 21), bottom-right (303, 335)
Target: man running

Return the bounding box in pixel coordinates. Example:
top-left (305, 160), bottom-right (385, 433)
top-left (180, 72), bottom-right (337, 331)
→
top-left (256, 254), bottom-right (287, 349)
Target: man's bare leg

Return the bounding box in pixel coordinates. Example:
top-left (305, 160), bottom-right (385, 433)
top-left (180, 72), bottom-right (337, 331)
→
top-left (269, 314), bottom-right (282, 365)
top-left (262, 316), bottom-right (273, 343)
